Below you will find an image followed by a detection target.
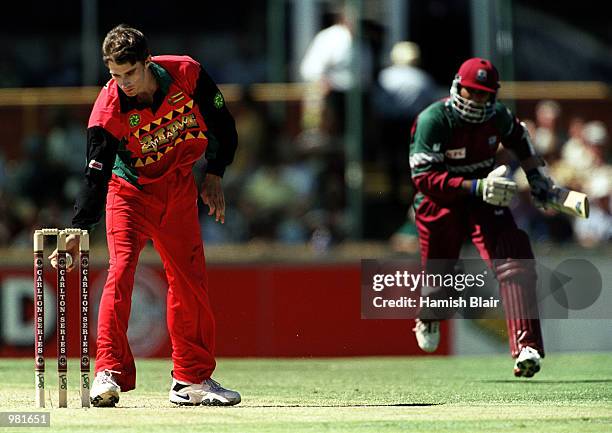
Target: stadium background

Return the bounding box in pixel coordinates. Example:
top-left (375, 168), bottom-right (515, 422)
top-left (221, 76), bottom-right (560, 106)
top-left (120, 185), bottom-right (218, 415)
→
top-left (0, 0), bottom-right (611, 360)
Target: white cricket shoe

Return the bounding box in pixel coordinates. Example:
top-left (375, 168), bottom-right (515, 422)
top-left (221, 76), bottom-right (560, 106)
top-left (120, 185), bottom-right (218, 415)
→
top-left (90, 370), bottom-right (121, 407)
top-left (169, 376), bottom-right (241, 406)
top-left (514, 346), bottom-right (542, 378)
top-left (413, 319), bottom-right (440, 353)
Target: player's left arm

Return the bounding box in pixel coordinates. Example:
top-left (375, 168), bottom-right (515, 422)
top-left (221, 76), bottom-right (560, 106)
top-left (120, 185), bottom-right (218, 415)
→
top-left (497, 104), bottom-right (554, 206)
top-left (193, 66), bottom-right (238, 177)
top-left (192, 65), bottom-right (238, 223)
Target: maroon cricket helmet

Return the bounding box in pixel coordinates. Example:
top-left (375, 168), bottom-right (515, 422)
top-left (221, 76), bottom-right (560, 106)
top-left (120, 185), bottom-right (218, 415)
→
top-left (456, 58), bottom-right (500, 93)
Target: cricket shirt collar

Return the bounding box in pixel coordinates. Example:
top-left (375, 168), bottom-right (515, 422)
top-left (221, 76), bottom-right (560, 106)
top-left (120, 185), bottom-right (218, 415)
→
top-left (119, 62), bottom-right (173, 113)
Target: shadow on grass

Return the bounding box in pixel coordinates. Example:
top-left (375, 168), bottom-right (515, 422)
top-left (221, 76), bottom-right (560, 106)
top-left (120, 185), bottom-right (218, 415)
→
top-left (478, 379), bottom-right (612, 384)
top-left (232, 403), bottom-right (442, 408)
top-left (111, 403), bottom-right (443, 409)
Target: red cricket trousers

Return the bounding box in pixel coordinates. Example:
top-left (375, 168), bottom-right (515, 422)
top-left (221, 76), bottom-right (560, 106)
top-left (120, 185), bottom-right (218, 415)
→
top-left (415, 198), bottom-right (515, 265)
top-left (95, 171), bottom-right (216, 391)
top-left (415, 197), bottom-right (544, 357)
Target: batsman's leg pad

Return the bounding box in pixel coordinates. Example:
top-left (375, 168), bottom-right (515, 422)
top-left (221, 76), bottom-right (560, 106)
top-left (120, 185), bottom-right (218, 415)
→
top-left (495, 229), bottom-right (545, 358)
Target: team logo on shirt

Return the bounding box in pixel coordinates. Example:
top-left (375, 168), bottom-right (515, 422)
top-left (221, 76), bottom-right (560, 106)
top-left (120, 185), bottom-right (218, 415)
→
top-left (214, 91), bottom-right (225, 109)
top-left (129, 114), bottom-right (141, 127)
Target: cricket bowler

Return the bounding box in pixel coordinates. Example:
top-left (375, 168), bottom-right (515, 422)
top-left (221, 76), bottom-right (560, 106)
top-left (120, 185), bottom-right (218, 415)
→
top-left (409, 57), bottom-right (553, 377)
top-left (49, 25), bottom-right (240, 406)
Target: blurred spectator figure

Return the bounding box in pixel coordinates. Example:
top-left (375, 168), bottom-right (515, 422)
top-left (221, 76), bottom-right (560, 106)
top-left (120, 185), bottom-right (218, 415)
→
top-left (239, 145), bottom-right (302, 241)
top-left (373, 41), bottom-right (440, 201)
top-left (299, 5), bottom-right (373, 138)
top-left (560, 116), bottom-right (587, 170)
top-left (551, 116), bottom-right (587, 190)
top-left (373, 41), bottom-right (441, 245)
top-left (533, 100), bottom-right (565, 161)
top-left (554, 119), bottom-right (611, 193)
top-left (290, 131), bottom-right (348, 247)
top-left (582, 121), bottom-right (610, 165)
top-left (376, 41), bottom-right (439, 123)
top-left (298, 5), bottom-right (381, 245)
top-left (576, 121), bottom-right (612, 190)
top-left (199, 91), bottom-right (270, 245)
top-left (573, 175), bottom-right (612, 248)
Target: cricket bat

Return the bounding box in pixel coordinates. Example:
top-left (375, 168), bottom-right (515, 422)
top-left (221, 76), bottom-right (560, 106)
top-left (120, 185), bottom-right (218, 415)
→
top-left (546, 186), bottom-right (589, 218)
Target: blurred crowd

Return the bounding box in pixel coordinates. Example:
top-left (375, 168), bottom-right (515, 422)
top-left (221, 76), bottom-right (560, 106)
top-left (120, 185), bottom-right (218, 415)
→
top-left (510, 101), bottom-right (612, 248)
top-left (1, 96), bottom-right (610, 253)
top-left (0, 11), bottom-right (610, 251)
top-left (0, 109), bottom-right (86, 247)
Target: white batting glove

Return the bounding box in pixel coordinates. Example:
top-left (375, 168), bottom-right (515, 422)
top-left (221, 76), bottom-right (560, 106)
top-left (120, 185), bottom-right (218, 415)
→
top-left (473, 165), bottom-right (518, 206)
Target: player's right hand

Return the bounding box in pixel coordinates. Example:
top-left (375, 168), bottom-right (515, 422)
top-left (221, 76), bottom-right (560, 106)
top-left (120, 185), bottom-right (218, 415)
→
top-left (48, 234), bottom-right (79, 271)
top-left (474, 165), bottom-right (518, 207)
top-left (200, 173), bottom-right (226, 224)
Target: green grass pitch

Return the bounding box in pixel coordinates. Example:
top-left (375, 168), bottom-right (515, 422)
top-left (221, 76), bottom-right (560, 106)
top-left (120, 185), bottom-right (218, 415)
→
top-left (1, 354), bottom-right (611, 432)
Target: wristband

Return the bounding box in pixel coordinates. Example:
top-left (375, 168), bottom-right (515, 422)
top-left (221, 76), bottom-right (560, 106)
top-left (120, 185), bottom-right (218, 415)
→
top-left (471, 179), bottom-right (480, 196)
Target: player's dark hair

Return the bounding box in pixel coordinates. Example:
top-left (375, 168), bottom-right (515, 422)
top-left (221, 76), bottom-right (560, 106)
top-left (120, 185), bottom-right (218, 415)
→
top-left (102, 24), bottom-right (149, 66)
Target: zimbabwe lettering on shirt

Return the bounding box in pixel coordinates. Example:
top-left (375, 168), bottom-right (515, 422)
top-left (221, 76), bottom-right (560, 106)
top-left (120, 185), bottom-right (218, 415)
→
top-left (127, 98), bottom-right (206, 167)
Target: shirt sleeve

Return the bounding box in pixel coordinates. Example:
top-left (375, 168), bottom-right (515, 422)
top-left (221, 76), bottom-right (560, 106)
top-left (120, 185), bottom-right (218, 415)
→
top-left (496, 103), bottom-right (537, 161)
top-left (409, 107), bottom-right (466, 205)
top-left (71, 126), bottom-right (119, 230)
top-left (192, 66), bottom-right (238, 177)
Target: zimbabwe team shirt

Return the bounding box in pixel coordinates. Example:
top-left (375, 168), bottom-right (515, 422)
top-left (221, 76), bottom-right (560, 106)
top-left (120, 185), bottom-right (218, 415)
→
top-left (90, 56), bottom-right (209, 185)
top-left (72, 55), bottom-right (238, 230)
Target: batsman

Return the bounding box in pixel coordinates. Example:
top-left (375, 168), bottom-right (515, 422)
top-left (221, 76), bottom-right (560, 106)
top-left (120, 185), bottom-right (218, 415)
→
top-left (409, 57), bottom-right (554, 377)
top-left (49, 25), bottom-right (241, 406)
